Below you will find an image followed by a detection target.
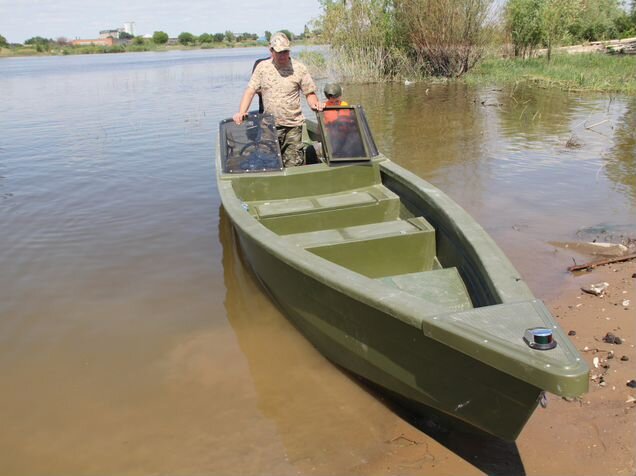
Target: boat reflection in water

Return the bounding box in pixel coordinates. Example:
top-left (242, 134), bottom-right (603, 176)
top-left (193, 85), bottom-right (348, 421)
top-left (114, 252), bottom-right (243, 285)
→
top-left (219, 207), bottom-right (403, 473)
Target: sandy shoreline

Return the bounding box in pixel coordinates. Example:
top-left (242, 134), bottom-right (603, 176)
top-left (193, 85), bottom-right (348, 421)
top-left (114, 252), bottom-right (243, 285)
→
top-left (519, 260), bottom-right (636, 476)
top-left (351, 259), bottom-right (635, 476)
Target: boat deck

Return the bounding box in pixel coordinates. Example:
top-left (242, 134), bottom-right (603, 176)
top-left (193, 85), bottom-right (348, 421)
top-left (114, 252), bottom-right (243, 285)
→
top-left (232, 162), bottom-right (475, 313)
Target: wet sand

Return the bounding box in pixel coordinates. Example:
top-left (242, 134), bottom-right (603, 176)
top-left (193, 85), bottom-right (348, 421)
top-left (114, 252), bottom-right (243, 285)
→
top-left (522, 260), bottom-right (636, 476)
top-left (348, 260), bottom-right (636, 476)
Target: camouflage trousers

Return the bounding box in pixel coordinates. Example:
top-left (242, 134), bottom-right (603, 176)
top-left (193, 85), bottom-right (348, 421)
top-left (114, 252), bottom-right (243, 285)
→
top-left (276, 125), bottom-right (305, 167)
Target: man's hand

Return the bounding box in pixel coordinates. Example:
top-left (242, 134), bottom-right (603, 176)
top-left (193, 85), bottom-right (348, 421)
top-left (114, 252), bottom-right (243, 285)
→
top-left (307, 92), bottom-right (324, 112)
top-left (233, 112), bottom-right (247, 124)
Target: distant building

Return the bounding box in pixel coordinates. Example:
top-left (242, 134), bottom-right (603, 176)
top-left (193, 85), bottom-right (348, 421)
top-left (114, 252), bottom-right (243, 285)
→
top-left (123, 22), bottom-right (135, 36)
top-left (72, 22), bottom-right (135, 46)
top-left (72, 37), bottom-right (117, 46)
top-left (99, 29), bottom-right (121, 39)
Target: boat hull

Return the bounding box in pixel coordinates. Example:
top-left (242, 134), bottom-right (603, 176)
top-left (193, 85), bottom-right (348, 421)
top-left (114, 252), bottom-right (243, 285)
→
top-left (232, 222), bottom-right (542, 441)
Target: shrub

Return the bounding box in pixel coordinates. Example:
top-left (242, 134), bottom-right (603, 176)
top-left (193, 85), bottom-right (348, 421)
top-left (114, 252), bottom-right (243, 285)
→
top-left (395, 0), bottom-right (495, 77)
top-left (320, 0), bottom-right (493, 80)
top-left (153, 31), bottom-right (169, 44)
top-left (178, 32), bottom-right (195, 45)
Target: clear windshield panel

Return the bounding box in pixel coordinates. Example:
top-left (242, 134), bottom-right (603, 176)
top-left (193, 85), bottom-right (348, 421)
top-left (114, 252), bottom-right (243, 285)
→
top-left (219, 113), bottom-right (283, 174)
top-left (317, 106), bottom-right (379, 163)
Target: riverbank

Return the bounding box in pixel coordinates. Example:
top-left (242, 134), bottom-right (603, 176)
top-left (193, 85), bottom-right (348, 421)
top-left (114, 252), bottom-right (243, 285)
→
top-left (0, 42), bottom-right (263, 58)
top-left (0, 40), bottom-right (322, 58)
top-left (464, 52), bottom-right (636, 94)
top-left (521, 259), bottom-right (635, 476)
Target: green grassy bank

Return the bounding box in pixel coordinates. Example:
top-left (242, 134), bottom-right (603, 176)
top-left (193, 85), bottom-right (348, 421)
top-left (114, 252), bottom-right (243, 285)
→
top-left (464, 53), bottom-right (636, 94)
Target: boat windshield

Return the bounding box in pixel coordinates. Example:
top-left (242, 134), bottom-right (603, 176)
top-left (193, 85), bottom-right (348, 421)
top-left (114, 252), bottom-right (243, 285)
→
top-left (219, 113), bottom-right (283, 174)
top-left (317, 106), bottom-right (379, 163)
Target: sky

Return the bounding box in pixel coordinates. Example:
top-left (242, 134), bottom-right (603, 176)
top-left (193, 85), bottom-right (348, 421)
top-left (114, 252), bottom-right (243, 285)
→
top-left (0, 0), bottom-right (323, 43)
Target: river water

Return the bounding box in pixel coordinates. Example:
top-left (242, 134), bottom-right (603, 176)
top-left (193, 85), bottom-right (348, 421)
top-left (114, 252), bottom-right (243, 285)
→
top-left (0, 48), bottom-right (634, 475)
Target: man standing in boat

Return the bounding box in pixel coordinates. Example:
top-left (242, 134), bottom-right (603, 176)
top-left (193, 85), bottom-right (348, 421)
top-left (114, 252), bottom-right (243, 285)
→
top-left (232, 32), bottom-right (323, 167)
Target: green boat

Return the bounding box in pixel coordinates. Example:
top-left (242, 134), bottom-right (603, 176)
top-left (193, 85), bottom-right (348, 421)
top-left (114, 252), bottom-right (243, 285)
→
top-left (215, 106), bottom-right (588, 441)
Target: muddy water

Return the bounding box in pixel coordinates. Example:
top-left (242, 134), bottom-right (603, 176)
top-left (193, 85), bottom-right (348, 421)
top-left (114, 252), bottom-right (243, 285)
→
top-left (0, 49), bottom-right (634, 475)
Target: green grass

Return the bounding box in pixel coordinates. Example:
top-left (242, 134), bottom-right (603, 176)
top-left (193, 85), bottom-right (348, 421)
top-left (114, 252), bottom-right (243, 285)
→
top-left (465, 53), bottom-right (636, 94)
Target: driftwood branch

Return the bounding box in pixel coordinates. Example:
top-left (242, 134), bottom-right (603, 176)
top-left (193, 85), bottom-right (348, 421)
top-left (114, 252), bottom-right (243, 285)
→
top-left (568, 253), bottom-right (636, 272)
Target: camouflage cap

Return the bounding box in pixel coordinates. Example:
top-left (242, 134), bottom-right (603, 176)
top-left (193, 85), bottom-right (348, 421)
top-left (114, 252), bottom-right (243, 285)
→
top-left (324, 83), bottom-right (342, 98)
top-left (270, 31), bottom-right (291, 52)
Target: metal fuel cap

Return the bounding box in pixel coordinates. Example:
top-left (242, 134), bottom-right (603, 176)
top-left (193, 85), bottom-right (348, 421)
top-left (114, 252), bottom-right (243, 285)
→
top-left (523, 327), bottom-right (557, 350)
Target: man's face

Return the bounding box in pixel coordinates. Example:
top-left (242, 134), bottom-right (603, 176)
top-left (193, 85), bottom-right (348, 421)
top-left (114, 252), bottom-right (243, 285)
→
top-left (271, 49), bottom-right (291, 67)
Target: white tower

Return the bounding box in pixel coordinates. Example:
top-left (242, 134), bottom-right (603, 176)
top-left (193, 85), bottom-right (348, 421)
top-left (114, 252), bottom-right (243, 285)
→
top-left (123, 22), bottom-right (135, 36)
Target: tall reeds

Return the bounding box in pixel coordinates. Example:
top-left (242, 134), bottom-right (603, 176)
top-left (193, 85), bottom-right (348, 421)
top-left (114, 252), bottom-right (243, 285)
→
top-left (395, 0), bottom-right (494, 76)
top-left (320, 0), bottom-right (494, 81)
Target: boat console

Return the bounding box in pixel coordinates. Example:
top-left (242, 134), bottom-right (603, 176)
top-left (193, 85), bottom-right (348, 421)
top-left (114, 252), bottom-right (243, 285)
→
top-left (219, 106), bottom-right (380, 174)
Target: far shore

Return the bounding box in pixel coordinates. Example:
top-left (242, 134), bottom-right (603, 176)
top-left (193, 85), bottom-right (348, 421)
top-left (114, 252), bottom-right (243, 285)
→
top-left (0, 40), bottom-right (322, 59)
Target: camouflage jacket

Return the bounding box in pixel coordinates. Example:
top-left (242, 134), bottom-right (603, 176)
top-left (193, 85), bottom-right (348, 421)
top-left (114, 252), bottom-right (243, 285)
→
top-left (248, 59), bottom-right (316, 127)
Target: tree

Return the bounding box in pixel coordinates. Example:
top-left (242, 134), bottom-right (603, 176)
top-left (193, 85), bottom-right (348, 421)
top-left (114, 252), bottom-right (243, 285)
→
top-left (541, 0), bottom-right (579, 61)
top-left (178, 32), bottom-right (195, 45)
top-left (395, 0), bottom-right (494, 77)
top-left (506, 0), bottom-right (544, 58)
top-left (264, 30), bottom-right (272, 41)
top-left (224, 30), bottom-right (236, 42)
top-left (133, 36), bottom-right (145, 45)
top-left (25, 36), bottom-right (51, 45)
top-left (237, 32), bottom-right (258, 41)
top-left (119, 32), bottom-right (134, 40)
top-left (0, 34), bottom-right (8, 47)
top-left (199, 33), bottom-right (212, 43)
top-left (568, 0), bottom-right (624, 41)
top-left (280, 29), bottom-right (294, 41)
top-left (152, 31), bottom-right (169, 44)
top-left (213, 33), bottom-right (225, 42)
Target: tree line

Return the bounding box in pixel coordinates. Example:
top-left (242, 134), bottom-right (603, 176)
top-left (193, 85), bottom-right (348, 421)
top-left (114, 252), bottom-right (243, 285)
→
top-left (0, 28), bottom-right (311, 50)
top-left (319, 0), bottom-right (636, 80)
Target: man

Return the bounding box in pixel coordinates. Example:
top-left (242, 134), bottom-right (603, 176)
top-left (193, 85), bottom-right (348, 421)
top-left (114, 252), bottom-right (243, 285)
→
top-left (233, 32), bottom-right (323, 167)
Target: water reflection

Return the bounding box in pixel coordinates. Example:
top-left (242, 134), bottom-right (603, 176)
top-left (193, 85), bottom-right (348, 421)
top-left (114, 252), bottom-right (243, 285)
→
top-left (495, 84), bottom-right (581, 141)
top-left (606, 97), bottom-right (636, 201)
top-left (342, 81), bottom-right (636, 297)
top-left (349, 82), bottom-right (487, 177)
top-left (219, 206), bottom-right (403, 474)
